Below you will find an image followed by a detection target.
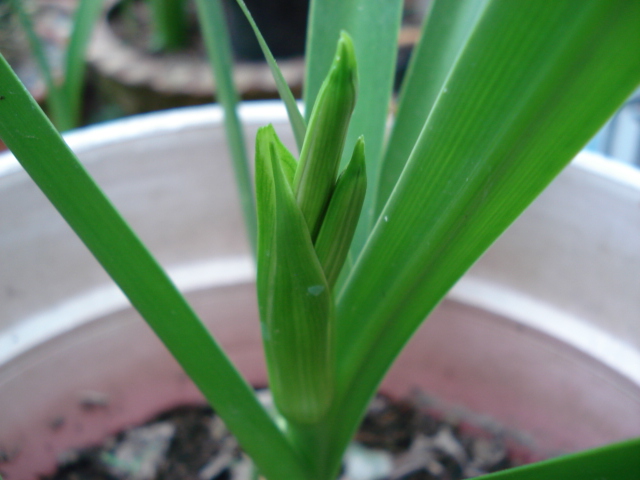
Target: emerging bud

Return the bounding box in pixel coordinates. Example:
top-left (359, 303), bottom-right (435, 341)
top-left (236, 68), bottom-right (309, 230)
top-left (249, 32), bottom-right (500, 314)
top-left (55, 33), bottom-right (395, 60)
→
top-left (293, 31), bottom-right (358, 240)
top-left (255, 125), bottom-right (334, 424)
top-left (314, 136), bottom-right (367, 290)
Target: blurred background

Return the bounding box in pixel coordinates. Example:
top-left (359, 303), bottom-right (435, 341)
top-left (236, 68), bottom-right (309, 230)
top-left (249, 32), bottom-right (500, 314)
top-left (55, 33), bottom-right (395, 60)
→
top-left (1, 0), bottom-right (638, 166)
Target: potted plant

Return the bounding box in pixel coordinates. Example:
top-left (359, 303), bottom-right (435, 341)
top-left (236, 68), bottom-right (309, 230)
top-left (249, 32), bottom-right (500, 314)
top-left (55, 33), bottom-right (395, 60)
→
top-left (1, 102), bottom-right (638, 477)
top-left (0, 0), bottom-right (639, 479)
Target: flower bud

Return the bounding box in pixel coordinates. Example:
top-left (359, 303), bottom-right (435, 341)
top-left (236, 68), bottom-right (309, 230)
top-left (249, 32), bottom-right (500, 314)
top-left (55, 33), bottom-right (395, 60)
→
top-left (293, 31), bottom-right (358, 240)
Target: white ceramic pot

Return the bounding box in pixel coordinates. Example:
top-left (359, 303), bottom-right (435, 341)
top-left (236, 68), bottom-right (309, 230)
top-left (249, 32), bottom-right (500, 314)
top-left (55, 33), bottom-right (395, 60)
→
top-left (1, 102), bottom-right (638, 479)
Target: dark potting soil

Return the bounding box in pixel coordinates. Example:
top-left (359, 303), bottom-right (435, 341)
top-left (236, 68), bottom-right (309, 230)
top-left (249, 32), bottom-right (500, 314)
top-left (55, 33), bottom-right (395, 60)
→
top-left (43, 392), bottom-right (532, 480)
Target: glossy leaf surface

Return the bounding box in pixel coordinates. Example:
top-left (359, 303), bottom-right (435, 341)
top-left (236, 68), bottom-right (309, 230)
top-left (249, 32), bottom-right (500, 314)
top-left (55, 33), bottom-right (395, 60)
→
top-left (319, 1), bottom-right (640, 475)
top-left (375, 0), bottom-right (489, 217)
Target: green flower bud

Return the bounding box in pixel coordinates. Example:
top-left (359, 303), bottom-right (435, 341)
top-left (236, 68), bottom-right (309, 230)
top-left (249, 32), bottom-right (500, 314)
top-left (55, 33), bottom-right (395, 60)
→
top-left (314, 136), bottom-right (367, 290)
top-left (255, 125), bottom-right (334, 424)
top-left (293, 31), bottom-right (358, 240)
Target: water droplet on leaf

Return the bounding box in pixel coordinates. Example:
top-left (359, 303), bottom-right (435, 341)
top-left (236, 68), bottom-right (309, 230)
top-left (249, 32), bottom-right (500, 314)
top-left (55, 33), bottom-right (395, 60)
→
top-left (307, 285), bottom-right (325, 296)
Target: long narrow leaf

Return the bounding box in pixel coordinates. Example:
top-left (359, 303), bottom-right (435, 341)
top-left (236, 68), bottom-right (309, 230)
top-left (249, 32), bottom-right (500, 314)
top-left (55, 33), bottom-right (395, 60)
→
top-left (323, 1), bottom-right (640, 474)
top-left (194, 0), bottom-right (257, 255)
top-left (234, 0), bottom-right (306, 152)
top-left (303, 0), bottom-right (350, 112)
top-left (476, 437), bottom-right (640, 480)
top-left (0, 54), bottom-right (308, 480)
top-left (63, 0), bottom-right (104, 128)
top-left (305, 0), bottom-right (404, 255)
top-left (375, 0), bottom-right (489, 217)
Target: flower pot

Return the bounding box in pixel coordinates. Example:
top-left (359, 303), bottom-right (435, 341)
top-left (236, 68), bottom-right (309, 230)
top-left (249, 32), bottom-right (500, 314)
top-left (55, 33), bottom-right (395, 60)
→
top-left (0, 102), bottom-right (639, 479)
top-left (87, 0), bottom-right (306, 115)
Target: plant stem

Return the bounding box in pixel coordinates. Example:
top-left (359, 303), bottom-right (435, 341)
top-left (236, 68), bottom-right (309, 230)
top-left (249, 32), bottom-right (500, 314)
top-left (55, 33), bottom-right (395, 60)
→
top-left (286, 420), bottom-right (335, 480)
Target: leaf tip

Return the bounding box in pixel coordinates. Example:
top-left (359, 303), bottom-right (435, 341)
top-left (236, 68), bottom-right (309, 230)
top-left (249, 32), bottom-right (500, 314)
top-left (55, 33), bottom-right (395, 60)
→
top-left (335, 31), bottom-right (358, 93)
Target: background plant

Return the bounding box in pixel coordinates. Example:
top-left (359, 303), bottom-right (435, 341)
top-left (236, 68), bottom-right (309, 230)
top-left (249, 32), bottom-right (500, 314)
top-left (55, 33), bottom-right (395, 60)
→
top-left (148, 0), bottom-right (189, 51)
top-left (0, 0), bottom-right (639, 479)
top-left (6, 0), bottom-right (103, 131)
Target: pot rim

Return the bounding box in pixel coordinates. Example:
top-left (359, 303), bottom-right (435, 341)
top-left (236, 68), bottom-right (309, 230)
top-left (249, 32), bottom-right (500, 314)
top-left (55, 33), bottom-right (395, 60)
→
top-left (1, 100), bottom-right (639, 382)
top-left (1, 101), bottom-right (638, 186)
top-left (0, 102), bottom-right (292, 178)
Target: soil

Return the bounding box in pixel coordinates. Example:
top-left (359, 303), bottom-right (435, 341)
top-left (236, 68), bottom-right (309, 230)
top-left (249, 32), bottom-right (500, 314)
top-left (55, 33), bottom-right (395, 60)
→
top-left (43, 392), bottom-right (534, 480)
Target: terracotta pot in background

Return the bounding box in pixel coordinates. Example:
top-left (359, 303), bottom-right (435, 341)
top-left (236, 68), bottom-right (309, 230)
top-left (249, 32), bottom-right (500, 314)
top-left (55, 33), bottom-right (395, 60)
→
top-left (0, 102), bottom-right (638, 479)
top-left (86, 0), bottom-right (307, 115)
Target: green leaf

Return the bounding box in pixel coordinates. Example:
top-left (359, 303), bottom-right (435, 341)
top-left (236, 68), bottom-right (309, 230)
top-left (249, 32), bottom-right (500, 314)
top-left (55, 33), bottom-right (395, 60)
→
top-left (305, 0), bottom-right (404, 255)
top-left (194, 0), bottom-right (257, 256)
top-left (10, 0), bottom-right (102, 130)
top-left (338, 0), bottom-right (640, 381)
top-left (63, 0), bottom-right (104, 128)
top-left (375, 0), bottom-right (489, 217)
top-left (314, 136), bottom-right (366, 290)
top-left (233, 0), bottom-right (307, 152)
top-left (0, 53), bottom-right (309, 480)
top-left (476, 437), bottom-right (640, 480)
top-left (294, 32), bottom-right (358, 240)
top-left (271, 121), bottom-right (298, 186)
top-left (255, 125), bottom-right (334, 425)
top-left (148, 0), bottom-right (188, 51)
top-left (320, 0), bottom-right (640, 475)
